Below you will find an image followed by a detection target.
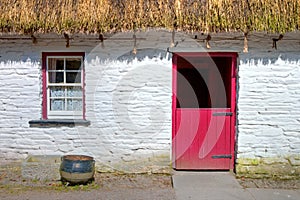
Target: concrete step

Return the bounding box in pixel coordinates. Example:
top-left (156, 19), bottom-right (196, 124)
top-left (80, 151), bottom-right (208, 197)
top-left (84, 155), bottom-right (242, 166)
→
top-left (172, 171), bottom-right (300, 200)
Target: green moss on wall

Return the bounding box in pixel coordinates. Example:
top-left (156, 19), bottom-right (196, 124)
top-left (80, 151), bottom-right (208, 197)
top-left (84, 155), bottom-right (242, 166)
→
top-left (236, 157), bottom-right (300, 179)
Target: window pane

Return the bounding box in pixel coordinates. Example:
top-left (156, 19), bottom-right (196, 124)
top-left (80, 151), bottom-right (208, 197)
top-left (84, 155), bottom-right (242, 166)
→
top-left (66, 58), bottom-right (81, 70)
top-left (50, 99), bottom-right (65, 111)
top-left (49, 72), bottom-right (64, 83)
top-left (48, 58), bottom-right (64, 70)
top-left (67, 99), bottom-right (82, 111)
top-left (67, 86), bottom-right (82, 97)
top-left (66, 72), bottom-right (81, 83)
top-left (50, 86), bottom-right (65, 97)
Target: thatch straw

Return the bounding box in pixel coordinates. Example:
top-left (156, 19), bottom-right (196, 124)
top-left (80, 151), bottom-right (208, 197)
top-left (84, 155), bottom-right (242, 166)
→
top-left (0, 0), bottom-right (299, 34)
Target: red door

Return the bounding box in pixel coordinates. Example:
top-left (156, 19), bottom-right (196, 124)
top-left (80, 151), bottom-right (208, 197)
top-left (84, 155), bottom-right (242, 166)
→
top-left (172, 52), bottom-right (237, 170)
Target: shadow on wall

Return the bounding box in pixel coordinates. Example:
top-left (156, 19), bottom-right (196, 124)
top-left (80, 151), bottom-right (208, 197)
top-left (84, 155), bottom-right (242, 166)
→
top-left (0, 51), bottom-right (40, 63)
top-left (117, 48), bottom-right (170, 62)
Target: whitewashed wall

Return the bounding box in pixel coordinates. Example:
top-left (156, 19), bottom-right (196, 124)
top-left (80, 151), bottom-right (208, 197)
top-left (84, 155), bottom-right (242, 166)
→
top-left (0, 59), bottom-right (41, 159)
top-left (0, 30), bottom-right (197, 172)
top-left (238, 58), bottom-right (300, 158)
top-left (0, 30), bottom-right (300, 175)
top-left (0, 57), bottom-right (174, 172)
top-left (236, 58), bottom-right (300, 177)
top-left (83, 57), bottom-right (173, 172)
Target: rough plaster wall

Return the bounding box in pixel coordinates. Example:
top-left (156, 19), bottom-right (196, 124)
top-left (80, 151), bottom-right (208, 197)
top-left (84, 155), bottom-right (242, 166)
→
top-left (0, 38), bottom-right (99, 163)
top-left (237, 58), bottom-right (300, 159)
top-left (83, 57), bottom-right (172, 171)
top-left (0, 30), bottom-right (194, 172)
top-left (0, 60), bottom-right (41, 159)
top-left (1, 30), bottom-right (300, 174)
top-left (0, 56), bottom-right (91, 160)
top-left (0, 57), bottom-right (173, 172)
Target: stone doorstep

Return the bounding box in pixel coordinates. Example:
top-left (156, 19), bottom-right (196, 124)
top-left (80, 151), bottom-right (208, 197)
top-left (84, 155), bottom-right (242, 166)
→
top-left (22, 155), bottom-right (62, 181)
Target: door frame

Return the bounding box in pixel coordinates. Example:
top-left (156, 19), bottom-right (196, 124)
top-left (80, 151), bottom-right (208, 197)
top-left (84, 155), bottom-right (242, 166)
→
top-left (172, 51), bottom-right (238, 170)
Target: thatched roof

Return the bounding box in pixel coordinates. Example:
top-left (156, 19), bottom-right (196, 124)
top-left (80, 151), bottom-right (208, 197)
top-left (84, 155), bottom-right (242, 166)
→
top-left (0, 0), bottom-right (299, 34)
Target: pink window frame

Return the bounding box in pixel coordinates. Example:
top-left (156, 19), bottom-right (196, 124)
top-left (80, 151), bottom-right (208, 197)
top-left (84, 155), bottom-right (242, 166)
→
top-left (42, 52), bottom-right (86, 120)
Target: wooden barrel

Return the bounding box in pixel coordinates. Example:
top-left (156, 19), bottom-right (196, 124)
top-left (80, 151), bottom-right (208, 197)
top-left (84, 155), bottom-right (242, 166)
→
top-left (60, 155), bottom-right (95, 184)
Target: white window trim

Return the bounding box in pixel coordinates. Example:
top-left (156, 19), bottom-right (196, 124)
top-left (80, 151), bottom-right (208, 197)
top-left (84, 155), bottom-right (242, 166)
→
top-left (46, 56), bottom-right (84, 119)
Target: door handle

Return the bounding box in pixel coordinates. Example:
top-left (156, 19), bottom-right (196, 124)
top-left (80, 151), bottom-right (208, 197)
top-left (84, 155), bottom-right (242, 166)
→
top-left (213, 112), bottom-right (233, 116)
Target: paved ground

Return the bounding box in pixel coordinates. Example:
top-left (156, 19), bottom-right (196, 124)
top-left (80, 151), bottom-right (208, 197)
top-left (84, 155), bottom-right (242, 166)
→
top-left (172, 171), bottom-right (300, 200)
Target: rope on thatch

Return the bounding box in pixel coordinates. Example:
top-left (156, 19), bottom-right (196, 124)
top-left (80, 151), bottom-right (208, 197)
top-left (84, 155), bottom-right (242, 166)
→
top-left (99, 34), bottom-right (104, 42)
top-left (64, 32), bottom-right (70, 48)
top-left (170, 29), bottom-right (175, 47)
top-left (272, 34), bottom-right (284, 50)
top-left (205, 34), bottom-right (211, 49)
top-left (132, 32), bottom-right (137, 54)
top-left (99, 33), bottom-right (105, 48)
top-left (243, 31), bottom-right (249, 53)
top-left (1, 31), bottom-right (299, 52)
top-left (31, 34), bottom-right (37, 44)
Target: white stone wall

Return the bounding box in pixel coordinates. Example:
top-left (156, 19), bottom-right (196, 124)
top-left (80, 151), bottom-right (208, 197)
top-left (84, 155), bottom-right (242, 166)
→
top-left (0, 30), bottom-right (192, 172)
top-left (0, 59), bottom-right (41, 160)
top-left (83, 57), bottom-right (173, 172)
top-left (1, 30), bottom-right (300, 174)
top-left (0, 56), bottom-right (173, 172)
top-left (237, 58), bottom-right (300, 159)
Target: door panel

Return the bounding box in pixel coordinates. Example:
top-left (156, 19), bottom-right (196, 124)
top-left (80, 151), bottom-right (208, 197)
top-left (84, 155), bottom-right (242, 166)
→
top-left (175, 108), bottom-right (231, 169)
top-left (172, 52), bottom-right (237, 170)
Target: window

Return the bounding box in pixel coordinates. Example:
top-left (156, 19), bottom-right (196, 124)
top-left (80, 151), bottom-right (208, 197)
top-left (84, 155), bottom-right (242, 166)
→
top-left (42, 52), bottom-right (85, 119)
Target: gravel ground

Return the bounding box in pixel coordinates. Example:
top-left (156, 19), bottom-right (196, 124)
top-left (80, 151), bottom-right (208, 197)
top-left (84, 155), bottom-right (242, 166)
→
top-left (1, 163), bottom-right (299, 200)
top-left (0, 163), bottom-right (175, 200)
top-left (237, 177), bottom-right (300, 190)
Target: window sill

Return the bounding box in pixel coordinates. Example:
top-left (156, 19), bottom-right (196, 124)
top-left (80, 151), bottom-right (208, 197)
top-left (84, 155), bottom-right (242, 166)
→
top-left (29, 119), bottom-right (90, 127)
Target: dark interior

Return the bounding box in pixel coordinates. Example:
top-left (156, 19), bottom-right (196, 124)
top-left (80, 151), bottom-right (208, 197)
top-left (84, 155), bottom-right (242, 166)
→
top-left (176, 56), bottom-right (232, 108)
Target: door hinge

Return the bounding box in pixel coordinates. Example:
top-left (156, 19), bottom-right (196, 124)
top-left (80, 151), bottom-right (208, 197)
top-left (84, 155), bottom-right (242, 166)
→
top-left (213, 112), bottom-right (233, 116)
top-left (212, 155), bottom-right (232, 159)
